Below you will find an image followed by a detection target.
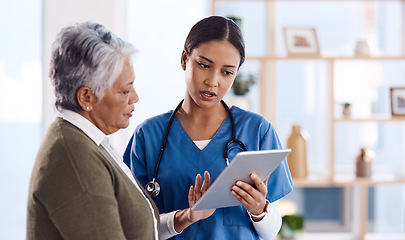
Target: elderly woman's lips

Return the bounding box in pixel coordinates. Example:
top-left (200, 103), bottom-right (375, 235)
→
top-left (126, 110), bottom-right (134, 117)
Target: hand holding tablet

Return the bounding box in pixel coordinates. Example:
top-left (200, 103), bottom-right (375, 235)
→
top-left (191, 149), bottom-right (291, 211)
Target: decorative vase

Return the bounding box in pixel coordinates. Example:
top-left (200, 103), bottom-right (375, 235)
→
top-left (286, 125), bottom-right (308, 178)
top-left (354, 40), bottom-right (370, 57)
top-left (356, 148), bottom-right (373, 178)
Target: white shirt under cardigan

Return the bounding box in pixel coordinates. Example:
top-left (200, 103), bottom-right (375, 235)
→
top-left (60, 110), bottom-right (280, 240)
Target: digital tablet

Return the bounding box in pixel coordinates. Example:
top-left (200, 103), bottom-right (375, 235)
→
top-left (191, 148), bottom-right (291, 211)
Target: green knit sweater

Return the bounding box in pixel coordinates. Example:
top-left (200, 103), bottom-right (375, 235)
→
top-left (27, 118), bottom-right (160, 239)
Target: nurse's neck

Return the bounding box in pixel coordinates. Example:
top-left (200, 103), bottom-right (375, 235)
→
top-left (180, 98), bottom-right (227, 120)
top-left (177, 98), bottom-right (228, 141)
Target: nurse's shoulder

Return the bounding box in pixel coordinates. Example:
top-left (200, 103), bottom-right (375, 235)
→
top-left (134, 110), bottom-right (175, 137)
top-left (230, 105), bottom-right (273, 130)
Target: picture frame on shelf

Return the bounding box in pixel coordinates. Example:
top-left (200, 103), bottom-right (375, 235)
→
top-left (283, 27), bottom-right (320, 56)
top-left (390, 87), bottom-right (405, 116)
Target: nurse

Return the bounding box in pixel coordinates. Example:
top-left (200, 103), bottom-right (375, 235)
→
top-left (124, 16), bottom-right (293, 239)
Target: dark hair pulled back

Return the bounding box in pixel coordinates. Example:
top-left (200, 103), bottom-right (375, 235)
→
top-left (184, 16), bottom-right (245, 68)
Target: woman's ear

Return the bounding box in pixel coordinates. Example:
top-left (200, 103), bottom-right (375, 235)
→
top-left (181, 50), bottom-right (188, 70)
top-left (76, 86), bottom-right (96, 112)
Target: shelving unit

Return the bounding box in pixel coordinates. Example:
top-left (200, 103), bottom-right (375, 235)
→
top-left (243, 55), bottom-right (405, 186)
top-left (212, 0), bottom-right (405, 239)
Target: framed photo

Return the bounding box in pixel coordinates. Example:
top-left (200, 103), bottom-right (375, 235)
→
top-left (390, 87), bottom-right (405, 116)
top-left (283, 27), bottom-right (320, 56)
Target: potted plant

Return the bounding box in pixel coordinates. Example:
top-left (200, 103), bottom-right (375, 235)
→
top-left (278, 214), bottom-right (305, 240)
top-left (232, 74), bottom-right (255, 96)
top-left (227, 73), bottom-right (255, 110)
top-left (341, 102), bottom-right (352, 117)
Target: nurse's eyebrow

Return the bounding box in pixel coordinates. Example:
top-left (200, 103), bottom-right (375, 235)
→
top-left (199, 55), bottom-right (213, 63)
top-left (199, 55), bottom-right (237, 69)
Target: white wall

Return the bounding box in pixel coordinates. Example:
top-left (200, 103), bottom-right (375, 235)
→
top-left (42, 0), bottom-right (210, 153)
top-left (42, 0), bottom-right (128, 149)
top-left (125, 0), bottom-right (209, 153)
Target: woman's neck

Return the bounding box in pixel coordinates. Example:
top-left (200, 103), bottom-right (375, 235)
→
top-left (177, 96), bottom-right (228, 140)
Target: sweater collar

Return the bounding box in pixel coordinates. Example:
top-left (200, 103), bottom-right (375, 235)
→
top-left (59, 109), bottom-right (106, 146)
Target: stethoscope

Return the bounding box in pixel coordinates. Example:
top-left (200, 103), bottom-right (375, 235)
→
top-left (145, 99), bottom-right (247, 197)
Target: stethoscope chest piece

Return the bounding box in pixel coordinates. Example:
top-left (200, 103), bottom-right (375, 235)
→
top-left (145, 180), bottom-right (160, 197)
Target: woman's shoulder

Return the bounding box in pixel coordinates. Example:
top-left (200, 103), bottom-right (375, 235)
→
top-left (44, 118), bottom-right (93, 149)
top-left (230, 105), bottom-right (272, 127)
top-left (135, 110), bottom-right (174, 133)
top-left (35, 119), bottom-right (111, 184)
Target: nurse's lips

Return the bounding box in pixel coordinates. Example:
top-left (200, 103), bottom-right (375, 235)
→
top-left (201, 90), bottom-right (217, 98)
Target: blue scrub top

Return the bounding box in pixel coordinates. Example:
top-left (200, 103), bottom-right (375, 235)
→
top-left (124, 106), bottom-right (293, 240)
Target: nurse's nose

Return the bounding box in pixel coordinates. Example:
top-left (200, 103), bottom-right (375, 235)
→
top-left (204, 71), bottom-right (220, 88)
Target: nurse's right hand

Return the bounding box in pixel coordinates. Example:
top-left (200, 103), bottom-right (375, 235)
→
top-left (173, 171), bottom-right (216, 233)
top-left (188, 171), bottom-right (216, 222)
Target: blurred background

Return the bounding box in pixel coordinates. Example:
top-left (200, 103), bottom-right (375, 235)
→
top-left (1, 0), bottom-right (404, 239)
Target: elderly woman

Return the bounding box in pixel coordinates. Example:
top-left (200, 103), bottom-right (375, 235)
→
top-left (26, 22), bottom-right (158, 239)
top-left (27, 21), bottom-right (214, 240)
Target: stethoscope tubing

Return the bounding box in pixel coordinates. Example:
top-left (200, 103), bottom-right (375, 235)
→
top-left (146, 99), bottom-right (246, 197)
top-left (150, 99), bottom-right (184, 183)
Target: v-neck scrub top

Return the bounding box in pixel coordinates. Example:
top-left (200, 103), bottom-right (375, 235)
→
top-left (124, 106), bottom-right (293, 240)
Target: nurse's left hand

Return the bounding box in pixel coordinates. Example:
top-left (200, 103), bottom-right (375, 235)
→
top-left (231, 173), bottom-right (268, 221)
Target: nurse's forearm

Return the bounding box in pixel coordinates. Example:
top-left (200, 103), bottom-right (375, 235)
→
top-left (173, 208), bottom-right (193, 233)
top-left (251, 201), bottom-right (282, 240)
top-left (160, 211), bottom-right (181, 239)
top-left (174, 205), bottom-right (216, 233)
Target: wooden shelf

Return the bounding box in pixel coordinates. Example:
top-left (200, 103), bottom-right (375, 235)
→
top-left (293, 175), bottom-right (405, 187)
top-left (246, 55), bottom-right (405, 61)
top-left (293, 177), bottom-right (333, 187)
top-left (333, 175), bottom-right (405, 186)
top-left (334, 116), bottom-right (405, 122)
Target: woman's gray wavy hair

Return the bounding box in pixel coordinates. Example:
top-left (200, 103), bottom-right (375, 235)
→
top-left (50, 21), bottom-right (136, 112)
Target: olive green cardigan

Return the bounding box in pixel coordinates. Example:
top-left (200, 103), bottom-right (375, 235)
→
top-left (27, 118), bottom-right (160, 239)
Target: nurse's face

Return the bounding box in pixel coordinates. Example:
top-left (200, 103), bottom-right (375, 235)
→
top-left (181, 40), bottom-right (241, 108)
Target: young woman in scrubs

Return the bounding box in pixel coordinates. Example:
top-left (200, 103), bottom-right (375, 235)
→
top-left (124, 16), bottom-right (293, 240)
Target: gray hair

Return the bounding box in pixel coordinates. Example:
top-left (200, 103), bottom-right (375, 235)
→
top-left (49, 21), bottom-right (136, 112)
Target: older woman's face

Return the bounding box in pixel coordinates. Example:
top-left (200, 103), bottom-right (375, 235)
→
top-left (91, 59), bottom-right (139, 135)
